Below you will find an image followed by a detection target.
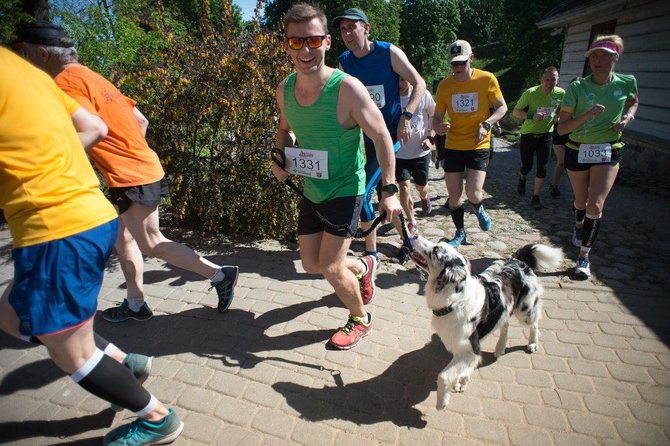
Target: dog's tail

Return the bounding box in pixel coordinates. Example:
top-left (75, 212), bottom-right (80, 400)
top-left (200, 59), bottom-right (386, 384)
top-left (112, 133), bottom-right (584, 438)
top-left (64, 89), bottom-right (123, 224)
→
top-left (514, 244), bottom-right (564, 272)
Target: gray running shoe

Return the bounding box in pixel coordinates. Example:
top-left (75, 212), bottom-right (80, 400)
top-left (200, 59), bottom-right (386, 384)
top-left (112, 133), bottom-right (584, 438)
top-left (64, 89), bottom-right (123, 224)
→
top-left (103, 299), bottom-right (153, 323)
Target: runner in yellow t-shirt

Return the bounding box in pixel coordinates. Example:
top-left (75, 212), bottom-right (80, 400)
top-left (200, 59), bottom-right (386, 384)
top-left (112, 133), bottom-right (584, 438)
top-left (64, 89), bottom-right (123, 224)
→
top-left (0, 46), bottom-right (183, 445)
top-left (433, 40), bottom-right (507, 247)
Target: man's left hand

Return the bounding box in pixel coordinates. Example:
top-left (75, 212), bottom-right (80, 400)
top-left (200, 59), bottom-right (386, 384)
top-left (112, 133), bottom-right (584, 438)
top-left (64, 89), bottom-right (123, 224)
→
top-left (474, 125), bottom-right (488, 144)
top-left (379, 194), bottom-right (402, 223)
top-left (398, 118), bottom-right (412, 145)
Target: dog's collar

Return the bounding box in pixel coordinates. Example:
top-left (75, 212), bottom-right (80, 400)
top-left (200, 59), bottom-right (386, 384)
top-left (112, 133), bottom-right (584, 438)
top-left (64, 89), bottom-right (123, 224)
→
top-left (433, 305), bottom-right (453, 317)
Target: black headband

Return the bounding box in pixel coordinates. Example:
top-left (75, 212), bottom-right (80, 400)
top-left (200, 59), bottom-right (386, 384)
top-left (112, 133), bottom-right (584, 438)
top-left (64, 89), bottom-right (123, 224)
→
top-left (15, 20), bottom-right (74, 48)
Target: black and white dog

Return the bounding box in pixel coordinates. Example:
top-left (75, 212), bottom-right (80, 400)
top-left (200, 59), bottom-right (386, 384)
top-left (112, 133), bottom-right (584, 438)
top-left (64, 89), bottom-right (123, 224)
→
top-left (410, 235), bottom-right (563, 410)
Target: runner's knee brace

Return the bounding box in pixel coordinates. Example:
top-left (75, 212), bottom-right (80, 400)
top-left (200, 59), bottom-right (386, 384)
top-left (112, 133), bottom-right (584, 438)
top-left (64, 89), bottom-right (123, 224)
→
top-left (71, 348), bottom-right (155, 415)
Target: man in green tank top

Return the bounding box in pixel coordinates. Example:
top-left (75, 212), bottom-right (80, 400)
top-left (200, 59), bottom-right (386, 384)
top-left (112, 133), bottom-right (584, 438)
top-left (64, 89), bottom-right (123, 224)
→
top-left (271, 3), bottom-right (401, 350)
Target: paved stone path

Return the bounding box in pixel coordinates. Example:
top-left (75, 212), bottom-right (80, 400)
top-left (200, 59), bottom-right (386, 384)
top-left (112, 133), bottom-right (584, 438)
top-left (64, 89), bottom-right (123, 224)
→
top-left (1, 139), bottom-right (669, 445)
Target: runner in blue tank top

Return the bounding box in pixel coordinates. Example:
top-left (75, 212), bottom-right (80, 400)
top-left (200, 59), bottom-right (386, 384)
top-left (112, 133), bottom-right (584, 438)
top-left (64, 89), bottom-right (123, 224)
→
top-left (333, 8), bottom-right (426, 263)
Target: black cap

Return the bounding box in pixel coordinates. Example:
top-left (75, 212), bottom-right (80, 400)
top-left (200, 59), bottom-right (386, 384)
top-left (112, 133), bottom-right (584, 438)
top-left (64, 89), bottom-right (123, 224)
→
top-left (13, 20), bottom-right (74, 48)
top-left (332, 8), bottom-right (369, 28)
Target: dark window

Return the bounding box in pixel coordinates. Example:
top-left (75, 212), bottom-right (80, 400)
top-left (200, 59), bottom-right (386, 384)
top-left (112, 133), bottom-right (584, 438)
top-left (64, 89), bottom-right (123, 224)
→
top-left (583, 20), bottom-right (617, 77)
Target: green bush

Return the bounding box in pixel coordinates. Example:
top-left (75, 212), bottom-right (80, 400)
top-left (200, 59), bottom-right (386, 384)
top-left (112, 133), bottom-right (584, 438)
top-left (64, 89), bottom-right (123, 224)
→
top-left (112, 8), bottom-right (296, 241)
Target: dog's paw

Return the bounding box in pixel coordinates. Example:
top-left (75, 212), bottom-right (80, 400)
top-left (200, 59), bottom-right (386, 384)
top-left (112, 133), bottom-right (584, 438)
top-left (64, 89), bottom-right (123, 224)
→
top-left (452, 376), bottom-right (469, 392)
top-left (527, 343), bottom-right (538, 353)
top-left (436, 392), bottom-right (450, 410)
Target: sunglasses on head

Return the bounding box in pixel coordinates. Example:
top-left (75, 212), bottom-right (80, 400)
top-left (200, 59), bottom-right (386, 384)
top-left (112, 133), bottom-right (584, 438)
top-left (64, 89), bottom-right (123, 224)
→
top-left (450, 60), bottom-right (468, 67)
top-left (286, 35), bottom-right (327, 50)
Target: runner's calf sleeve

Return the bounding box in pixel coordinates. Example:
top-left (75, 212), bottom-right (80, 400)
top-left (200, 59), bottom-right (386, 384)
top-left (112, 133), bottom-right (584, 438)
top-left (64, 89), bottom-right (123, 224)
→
top-left (71, 348), bottom-right (156, 415)
top-left (450, 205), bottom-right (465, 230)
top-left (573, 204), bottom-right (586, 224)
top-left (582, 215), bottom-right (601, 248)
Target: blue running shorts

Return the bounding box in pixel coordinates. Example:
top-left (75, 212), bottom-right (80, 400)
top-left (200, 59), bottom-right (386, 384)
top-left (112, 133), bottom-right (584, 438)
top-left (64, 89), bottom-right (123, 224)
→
top-left (9, 219), bottom-right (118, 337)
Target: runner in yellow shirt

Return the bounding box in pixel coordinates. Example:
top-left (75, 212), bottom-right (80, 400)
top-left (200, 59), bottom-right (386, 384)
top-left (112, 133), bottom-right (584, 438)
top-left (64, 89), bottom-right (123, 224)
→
top-left (0, 47), bottom-right (182, 445)
top-left (433, 40), bottom-right (507, 247)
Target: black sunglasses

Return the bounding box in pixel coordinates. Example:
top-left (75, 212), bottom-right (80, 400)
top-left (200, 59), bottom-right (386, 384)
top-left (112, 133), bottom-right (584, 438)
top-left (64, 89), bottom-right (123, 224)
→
top-left (450, 60), bottom-right (468, 67)
top-left (286, 35), bottom-right (328, 50)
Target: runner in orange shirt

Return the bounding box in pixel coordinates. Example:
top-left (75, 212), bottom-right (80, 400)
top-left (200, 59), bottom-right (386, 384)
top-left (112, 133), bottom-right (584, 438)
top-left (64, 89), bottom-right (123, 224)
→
top-left (15, 21), bottom-right (239, 322)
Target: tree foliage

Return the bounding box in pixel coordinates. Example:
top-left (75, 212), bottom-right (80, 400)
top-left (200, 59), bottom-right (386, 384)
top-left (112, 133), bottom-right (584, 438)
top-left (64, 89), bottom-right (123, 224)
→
top-left (456, 0), bottom-right (502, 46)
top-left (48, 0), bottom-right (180, 78)
top-left (0, 0), bottom-right (34, 44)
top-left (111, 1), bottom-right (295, 239)
top-left (492, 0), bottom-right (564, 103)
top-left (400, 0), bottom-right (459, 85)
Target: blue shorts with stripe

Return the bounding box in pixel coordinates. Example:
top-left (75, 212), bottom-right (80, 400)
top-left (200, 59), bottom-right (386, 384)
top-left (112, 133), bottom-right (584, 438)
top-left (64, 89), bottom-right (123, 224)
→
top-left (361, 136), bottom-right (400, 222)
top-left (9, 219), bottom-right (118, 337)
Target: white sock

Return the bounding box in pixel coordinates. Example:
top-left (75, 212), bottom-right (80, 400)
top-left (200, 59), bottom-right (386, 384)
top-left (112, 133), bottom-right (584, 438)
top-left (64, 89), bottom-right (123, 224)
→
top-left (127, 299), bottom-right (145, 313)
top-left (210, 268), bottom-right (225, 283)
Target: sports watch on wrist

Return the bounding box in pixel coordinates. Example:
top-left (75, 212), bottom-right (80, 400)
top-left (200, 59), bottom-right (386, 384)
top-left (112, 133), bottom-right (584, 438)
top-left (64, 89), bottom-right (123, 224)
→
top-left (402, 111), bottom-right (414, 120)
top-left (381, 183), bottom-right (399, 195)
top-left (481, 121), bottom-right (492, 131)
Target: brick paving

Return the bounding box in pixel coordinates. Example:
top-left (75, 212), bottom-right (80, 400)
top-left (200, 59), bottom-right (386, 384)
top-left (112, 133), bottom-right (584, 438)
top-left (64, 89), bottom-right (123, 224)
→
top-left (1, 139), bottom-right (669, 445)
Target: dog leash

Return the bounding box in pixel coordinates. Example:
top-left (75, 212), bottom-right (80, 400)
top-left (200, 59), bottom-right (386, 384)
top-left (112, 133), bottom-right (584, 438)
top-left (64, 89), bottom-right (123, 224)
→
top-left (270, 147), bottom-right (413, 248)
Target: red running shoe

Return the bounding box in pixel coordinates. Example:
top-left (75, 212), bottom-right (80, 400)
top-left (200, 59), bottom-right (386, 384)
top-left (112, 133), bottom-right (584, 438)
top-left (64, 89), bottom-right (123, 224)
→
top-left (358, 255), bottom-right (378, 305)
top-left (421, 197), bottom-right (432, 215)
top-left (329, 314), bottom-right (372, 350)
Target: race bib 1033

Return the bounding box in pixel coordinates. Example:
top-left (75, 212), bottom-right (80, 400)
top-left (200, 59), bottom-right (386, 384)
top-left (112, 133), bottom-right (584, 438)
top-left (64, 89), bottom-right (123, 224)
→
top-left (578, 143), bottom-right (612, 163)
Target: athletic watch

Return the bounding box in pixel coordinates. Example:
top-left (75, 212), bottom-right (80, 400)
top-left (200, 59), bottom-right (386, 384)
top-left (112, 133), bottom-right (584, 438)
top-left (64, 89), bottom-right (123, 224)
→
top-left (381, 183), bottom-right (399, 195)
top-left (481, 121), bottom-right (492, 131)
top-left (402, 111), bottom-right (414, 120)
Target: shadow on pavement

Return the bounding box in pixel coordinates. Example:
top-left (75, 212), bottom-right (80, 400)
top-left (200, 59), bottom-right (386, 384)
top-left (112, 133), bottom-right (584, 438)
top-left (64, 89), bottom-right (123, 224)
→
top-left (0, 291), bottom-right (342, 396)
top-left (272, 334), bottom-right (450, 428)
top-left (0, 410), bottom-right (113, 443)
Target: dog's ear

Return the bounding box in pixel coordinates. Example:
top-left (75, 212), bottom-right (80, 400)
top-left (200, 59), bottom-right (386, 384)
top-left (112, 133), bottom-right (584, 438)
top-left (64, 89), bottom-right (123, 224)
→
top-left (435, 259), bottom-right (469, 291)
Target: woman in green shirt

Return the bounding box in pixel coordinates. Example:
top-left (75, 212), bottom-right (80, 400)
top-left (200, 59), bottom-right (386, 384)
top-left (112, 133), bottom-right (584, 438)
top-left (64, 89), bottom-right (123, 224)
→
top-left (557, 34), bottom-right (639, 279)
